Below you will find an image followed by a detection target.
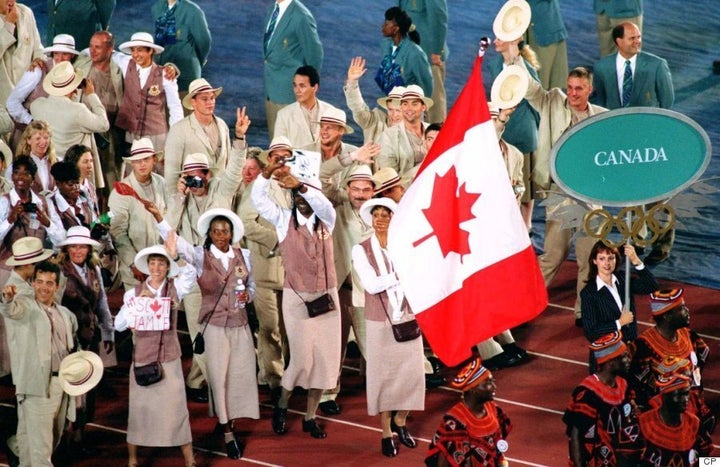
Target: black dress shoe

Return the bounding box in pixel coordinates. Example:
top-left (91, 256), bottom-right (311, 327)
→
top-left (318, 400), bottom-right (342, 415)
top-left (225, 438), bottom-right (242, 459)
top-left (186, 386), bottom-right (209, 403)
top-left (302, 418), bottom-right (327, 439)
top-left (381, 437), bottom-right (398, 457)
top-left (501, 342), bottom-right (528, 362)
top-left (272, 407), bottom-right (288, 435)
top-left (483, 351), bottom-right (521, 371)
top-left (425, 373), bottom-right (446, 389)
top-left (426, 356), bottom-right (445, 374)
top-left (390, 420), bottom-right (416, 448)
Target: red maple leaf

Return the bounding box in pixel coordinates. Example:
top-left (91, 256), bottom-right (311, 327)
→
top-left (150, 299), bottom-right (162, 312)
top-left (413, 165), bottom-right (481, 258)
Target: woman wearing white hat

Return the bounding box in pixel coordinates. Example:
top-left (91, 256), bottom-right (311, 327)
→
top-left (114, 236), bottom-right (197, 467)
top-left (144, 203), bottom-right (258, 459)
top-left (113, 31), bottom-right (183, 153)
top-left (351, 198), bottom-right (424, 457)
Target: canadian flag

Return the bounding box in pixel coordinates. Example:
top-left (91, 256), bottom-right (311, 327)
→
top-left (388, 53), bottom-right (548, 366)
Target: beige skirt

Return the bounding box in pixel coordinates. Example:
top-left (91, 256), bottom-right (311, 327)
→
top-left (127, 358), bottom-right (192, 447)
top-left (365, 319), bottom-right (426, 416)
top-left (281, 287), bottom-right (341, 391)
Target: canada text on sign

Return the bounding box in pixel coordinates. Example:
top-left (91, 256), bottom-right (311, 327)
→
top-left (549, 108), bottom-right (712, 206)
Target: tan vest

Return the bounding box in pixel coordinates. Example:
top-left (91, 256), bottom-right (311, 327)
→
top-left (132, 281), bottom-right (181, 364)
top-left (115, 61), bottom-right (168, 137)
top-left (0, 194), bottom-right (49, 267)
top-left (23, 59), bottom-right (52, 111)
top-left (358, 238), bottom-right (413, 322)
top-left (279, 218), bottom-right (337, 293)
top-left (197, 248), bottom-right (249, 327)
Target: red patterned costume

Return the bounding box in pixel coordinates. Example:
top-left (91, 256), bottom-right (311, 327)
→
top-left (637, 407), bottom-right (700, 466)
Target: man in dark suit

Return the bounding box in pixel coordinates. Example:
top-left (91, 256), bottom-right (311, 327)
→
top-left (262, 0), bottom-right (323, 138)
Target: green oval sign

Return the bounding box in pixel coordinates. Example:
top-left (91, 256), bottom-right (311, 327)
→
top-left (550, 108), bottom-right (712, 206)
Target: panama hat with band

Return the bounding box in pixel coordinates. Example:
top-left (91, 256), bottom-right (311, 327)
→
top-left (314, 107), bottom-right (354, 134)
top-left (183, 78), bottom-right (223, 110)
top-left (42, 61), bottom-right (85, 96)
top-left (180, 152), bottom-right (211, 174)
top-left (43, 34), bottom-right (79, 56)
top-left (372, 167), bottom-right (403, 195)
top-left (124, 137), bottom-right (161, 161)
top-left (491, 64), bottom-right (529, 110)
top-left (197, 208), bottom-right (244, 244)
top-left (119, 32), bottom-right (164, 54)
top-left (400, 84), bottom-right (433, 108)
top-left (359, 198), bottom-right (397, 226)
top-left (58, 351), bottom-right (104, 396)
top-left (493, 0), bottom-right (531, 42)
top-left (343, 164), bottom-right (374, 189)
top-left (134, 245), bottom-right (180, 278)
top-left (377, 85), bottom-right (406, 110)
top-left (57, 226), bottom-right (101, 249)
top-left (6, 237), bottom-right (54, 267)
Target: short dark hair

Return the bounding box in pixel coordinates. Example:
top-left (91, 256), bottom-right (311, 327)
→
top-left (568, 66), bottom-right (594, 86)
top-left (425, 123), bottom-right (442, 136)
top-left (64, 144), bottom-right (92, 167)
top-left (33, 260), bottom-right (61, 283)
top-left (50, 161), bottom-right (80, 183)
top-left (12, 155), bottom-right (38, 178)
top-left (612, 23), bottom-right (627, 44)
top-left (295, 65), bottom-right (320, 87)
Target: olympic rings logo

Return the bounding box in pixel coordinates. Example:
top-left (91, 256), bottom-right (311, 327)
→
top-left (583, 204), bottom-right (675, 249)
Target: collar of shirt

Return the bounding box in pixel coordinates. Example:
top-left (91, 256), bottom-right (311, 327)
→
top-left (135, 64), bottom-right (153, 88)
top-left (616, 53), bottom-right (637, 89)
top-left (53, 191), bottom-right (87, 214)
top-left (72, 262), bottom-right (88, 282)
top-left (9, 189), bottom-right (42, 205)
top-left (276, 0), bottom-right (293, 21)
top-left (296, 211), bottom-right (317, 234)
top-left (210, 243), bottom-right (235, 270)
top-left (596, 274), bottom-right (623, 311)
top-left (144, 279), bottom-right (168, 296)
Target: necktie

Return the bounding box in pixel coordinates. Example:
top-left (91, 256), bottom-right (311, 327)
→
top-left (264, 4), bottom-right (280, 48)
top-left (622, 59), bottom-right (633, 107)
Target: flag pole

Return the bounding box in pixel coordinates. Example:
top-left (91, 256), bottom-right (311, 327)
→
top-left (624, 210), bottom-right (631, 307)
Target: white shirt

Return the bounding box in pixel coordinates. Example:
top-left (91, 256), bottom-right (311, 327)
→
top-left (615, 53), bottom-right (637, 97)
top-left (267, 0), bottom-right (294, 39)
top-left (6, 66), bottom-right (43, 125)
top-left (0, 188), bottom-right (66, 247)
top-left (210, 243), bottom-right (235, 271)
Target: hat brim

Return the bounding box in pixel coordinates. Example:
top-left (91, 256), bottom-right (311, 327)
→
top-left (490, 64), bottom-right (529, 110)
top-left (42, 69), bottom-right (85, 97)
top-left (56, 236), bottom-right (102, 249)
top-left (123, 150), bottom-right (161, 161)
top-left (5, 248), bottom-right (54, 267)
top-left (359, 198), bottom-right (397, 225)
top-left (134, 245), bottom-right (180, 278)
top-left (374, 177), bottom-right (403, 195)
top-left (313, 120), bottom-right (355, 135)
top-left (182, 87), bottom-right (223, 110)
top-left (59, 351), bottom-right (104, 396)
top-left (197, 208), bottom-right (244, 244)
top-left (118, 41), bottom-right (164, 55)
top-left (43, 46), bottom-right (79, 56)
top-left (493, 0), bottom-right (532, 42)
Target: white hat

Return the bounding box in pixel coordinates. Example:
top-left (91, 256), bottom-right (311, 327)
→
top-left (377, 86), bottom-right (406, 109)
top-left (400, 84), bottom-right (434, 109)
top-left (43, 34), bottom-right (79, 56)
top-left (57, 226), bottom-right (101, 249)
top-left (493, 0), bottom-right (532, 42)
top-left (197, 208), bottom-right (244, 244)
top-left (5, 237), bottom-right (54, 267)
top-left (372, 167), bottom-right (403, 194)
top-left (58, 351), bottom-right (104, 396)
top-left (119, 32), bottom-right (164, 55)
top-left (343, 164), bottom-right (374, 188)
top-left (490, 64), bottom-right (529, 110)
top-left (359, 198), bottom-right (398, 225)
top-left (42, 61), bottom-right (85, 96)
top-left (123, 138), bottom-right (159, 161)
top-left (260, 135), bottom-right (294, 164)
top-left (183, 78), bottom-right (223, 110)
top-left (134, 245), bottom-right (180, 278)
top-left (180, 152), bottom-right (210, 173)
top-left (315, 107), bottom-right (354, 134)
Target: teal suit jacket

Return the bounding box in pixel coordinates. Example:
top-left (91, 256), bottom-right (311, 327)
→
top-left (46, 0), bottom-right (115, 50)
top-left (398, 0), bottom-right (448, 60)
top-left (593, 0), bottom-right (643, 17)
top-left (591, 51), bottom-right (674, 109)
top-left (379, 37), bottom-right (433, 98)
top-left (263, 0), bottom-right (323, 105)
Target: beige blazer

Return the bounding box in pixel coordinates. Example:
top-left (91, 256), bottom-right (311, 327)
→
top-left (0, 4), bottom-right (43, 105)
top-left (376, 122), bottom-right (429, 181)
top-left (343, 80), bottom-right (389, 145)
top-left (73, 55), bottom-right (125, 107)
top-left (274, 99), bottom-right (335, 149)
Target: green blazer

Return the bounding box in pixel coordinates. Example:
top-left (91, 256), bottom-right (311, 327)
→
top-left (398, 0), bottom-right (448, 60)
top-left (46, 0), bottom-right (115, 50)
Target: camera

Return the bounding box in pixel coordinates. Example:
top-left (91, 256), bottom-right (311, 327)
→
top-left (22, 202), bottom-right (37, 213)
top-left (184, 175), bottom-right (204, 189)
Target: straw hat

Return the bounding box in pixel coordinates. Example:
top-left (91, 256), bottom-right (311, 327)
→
top-left (372, 167), bottom-right (402, 194)
top-left (490, 64), bottom-right (529, 110)
top-left (134, 245), bottom-right (180, 278)
top-left (359, 198), bottom-right (398, 225)
top-left (493, 0), bottom-right (532, 42)
top-left (5, 237), bottom-right (54, 267)
top-left (315, 107), bottom-right (354, 134)
top-left (43, 34), bottom-right (79, 56)
top-left (376, 86), bottom-right (406, 109)
top-left (182, 78), bottom-right (223, 110)
top-left (400, 84), bottom-right (434, 108)
top-left (57, 226), bottom-right (101, 249)
top-left (119, 32), bottom-right (164, 54)
top-left (180, 153), bottom-right (211, 173)
top-left (42, 61), bottom-right (85, 96)
top-left (343, 164), bottom-right (374, 188)
top-left (58, 351), bottom-right (104, 396)
top-left (123, 138), bottom-right (160, 161)
top-left (197, 208), bottom-right (244, 244)
top-left (260, 135), bottom-right (294, 164)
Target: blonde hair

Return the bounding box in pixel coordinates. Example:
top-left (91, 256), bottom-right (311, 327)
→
top-left (519, 41), bottom-right (541, 72)
top-left (15, 120), bottom-right (57, 165)
top-left (54, 247), bottom-right (101, 269)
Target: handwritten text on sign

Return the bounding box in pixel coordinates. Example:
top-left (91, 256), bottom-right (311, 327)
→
top-left (126, 296), bottom-right (171, 331)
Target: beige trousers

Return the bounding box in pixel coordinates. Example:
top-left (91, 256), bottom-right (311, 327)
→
top-left (526, 27), bottom-right (569, 90)
top-left (426, 62), bottom-right (447, 124)
top-left (16, 377), bottom-right (69, 467)
top-left (596, 13), bottom-right (643, 57)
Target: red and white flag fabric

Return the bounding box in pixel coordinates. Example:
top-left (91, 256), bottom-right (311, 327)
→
top-left (388, 52), bottom-right (548, 366)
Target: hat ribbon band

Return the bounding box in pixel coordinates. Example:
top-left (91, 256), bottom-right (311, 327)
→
top-left (53, 73), bottom-right (77, 89)
top-left (13, 248), bottom-right (45, 261)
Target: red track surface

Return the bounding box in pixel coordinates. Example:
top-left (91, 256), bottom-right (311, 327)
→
top-left (1, 260), bottom-right (718, 466)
